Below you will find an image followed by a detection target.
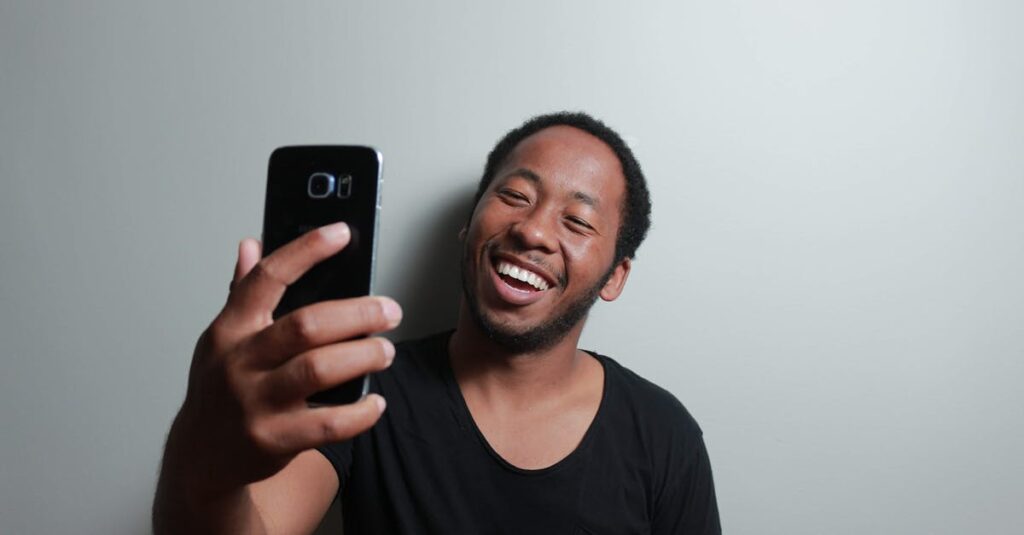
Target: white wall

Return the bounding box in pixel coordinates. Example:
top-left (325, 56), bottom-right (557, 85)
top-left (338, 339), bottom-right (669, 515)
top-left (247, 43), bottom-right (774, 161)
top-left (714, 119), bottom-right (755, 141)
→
top-left (2, 1), bottom-right (1022, 533)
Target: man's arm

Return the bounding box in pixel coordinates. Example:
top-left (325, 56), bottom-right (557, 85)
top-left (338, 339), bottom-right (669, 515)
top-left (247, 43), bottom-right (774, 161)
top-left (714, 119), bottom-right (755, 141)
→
top-left (249, 451), bottom-right (340, 534)
top-left (153, 226), bottom-right (399, 534)
top-left (652, 436), bottom-right (721, 534)
top-left (154, 428), bottom-right (341, 534)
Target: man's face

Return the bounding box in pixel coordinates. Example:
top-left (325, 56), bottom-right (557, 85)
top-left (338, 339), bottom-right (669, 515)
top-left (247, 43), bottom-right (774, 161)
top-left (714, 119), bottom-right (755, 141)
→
top-left (460, 125), bottom-right (630, 352)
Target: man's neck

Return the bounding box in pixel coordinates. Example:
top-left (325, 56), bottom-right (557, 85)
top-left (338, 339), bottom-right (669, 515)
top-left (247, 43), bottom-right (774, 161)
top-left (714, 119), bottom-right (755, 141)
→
top-left (447, 301), bottom-right (593, 410)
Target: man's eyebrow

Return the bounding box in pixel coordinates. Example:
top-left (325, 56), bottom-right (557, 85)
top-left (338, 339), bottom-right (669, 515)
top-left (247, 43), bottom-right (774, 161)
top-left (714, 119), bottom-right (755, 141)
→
top-left (504, 168), bottom-right (542, 183)
top-left (503, 168), bottom-right (600, 208)
top-left (572, 191), bottom-right (599, 209)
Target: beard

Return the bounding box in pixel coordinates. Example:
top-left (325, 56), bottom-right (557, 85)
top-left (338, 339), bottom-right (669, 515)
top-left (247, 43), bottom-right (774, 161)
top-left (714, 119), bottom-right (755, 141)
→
top-left (460, 242), bottom-right (610, 353)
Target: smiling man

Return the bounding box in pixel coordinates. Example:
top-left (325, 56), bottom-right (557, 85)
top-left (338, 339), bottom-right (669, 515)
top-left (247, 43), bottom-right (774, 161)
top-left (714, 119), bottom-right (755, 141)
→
top-left (154, 112), bottom-right (720, 534)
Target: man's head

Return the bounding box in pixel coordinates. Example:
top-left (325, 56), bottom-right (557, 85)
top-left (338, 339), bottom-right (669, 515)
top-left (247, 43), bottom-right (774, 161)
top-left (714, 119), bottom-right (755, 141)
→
top-left (472, 112), bottom-right (651, 264)
top-left (460, 112), bottom-right (652, 352)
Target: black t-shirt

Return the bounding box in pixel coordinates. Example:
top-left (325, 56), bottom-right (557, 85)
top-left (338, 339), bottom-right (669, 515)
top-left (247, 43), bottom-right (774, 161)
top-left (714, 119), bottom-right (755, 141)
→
top-left (318, 331), bottom-right (720, 534)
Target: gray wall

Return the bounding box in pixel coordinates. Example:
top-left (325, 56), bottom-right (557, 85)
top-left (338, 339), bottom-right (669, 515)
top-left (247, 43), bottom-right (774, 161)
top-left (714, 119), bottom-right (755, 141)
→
top-left (2, 1), bottom-right (1022, 533)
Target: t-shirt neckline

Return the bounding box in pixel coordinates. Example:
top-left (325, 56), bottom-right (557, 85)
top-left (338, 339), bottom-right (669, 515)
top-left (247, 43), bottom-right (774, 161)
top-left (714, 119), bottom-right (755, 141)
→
top-left (436, 331), bottom-right (610, 477)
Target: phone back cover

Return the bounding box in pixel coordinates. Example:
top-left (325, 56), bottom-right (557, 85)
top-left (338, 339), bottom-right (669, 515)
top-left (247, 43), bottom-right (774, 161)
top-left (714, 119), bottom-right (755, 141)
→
top-left (262, 145), bottom-right (381, 319)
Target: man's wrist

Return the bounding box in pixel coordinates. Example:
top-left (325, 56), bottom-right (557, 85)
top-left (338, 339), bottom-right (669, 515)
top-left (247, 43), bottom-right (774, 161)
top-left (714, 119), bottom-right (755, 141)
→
top-left (153, 410), bottom-right (267, 534)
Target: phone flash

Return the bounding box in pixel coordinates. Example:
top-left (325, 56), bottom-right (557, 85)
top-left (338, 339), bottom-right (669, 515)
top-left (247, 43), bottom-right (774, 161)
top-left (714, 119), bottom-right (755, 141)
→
top-left (337, 174), bottom-right (353, 199)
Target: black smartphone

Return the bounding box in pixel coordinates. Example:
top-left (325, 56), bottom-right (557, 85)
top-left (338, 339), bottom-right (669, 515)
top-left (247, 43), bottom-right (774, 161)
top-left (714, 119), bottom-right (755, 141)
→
top-left (262, 145), bottom-right (382, 405)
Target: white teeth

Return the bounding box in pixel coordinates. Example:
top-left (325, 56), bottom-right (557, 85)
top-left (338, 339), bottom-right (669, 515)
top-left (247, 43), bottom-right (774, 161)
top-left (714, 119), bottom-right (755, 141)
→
top-left (496, 261), bottom-right (549, 291)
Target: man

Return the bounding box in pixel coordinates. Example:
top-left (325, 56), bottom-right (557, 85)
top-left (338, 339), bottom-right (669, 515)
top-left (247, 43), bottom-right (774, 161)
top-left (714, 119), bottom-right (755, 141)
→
top-left (154, 112), bottom-right (720, 534)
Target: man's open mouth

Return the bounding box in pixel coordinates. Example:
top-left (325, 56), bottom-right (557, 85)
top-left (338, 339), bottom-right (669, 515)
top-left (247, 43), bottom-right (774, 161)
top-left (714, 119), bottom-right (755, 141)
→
top-left (493, 259), bottom-right (551, 292)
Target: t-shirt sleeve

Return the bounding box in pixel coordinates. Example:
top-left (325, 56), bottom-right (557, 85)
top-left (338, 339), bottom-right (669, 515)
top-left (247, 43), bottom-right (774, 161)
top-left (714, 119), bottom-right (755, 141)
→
top-left (651, 433), bottom-right (721, 534)
top-left (316, 439), bottom-right (355, 492)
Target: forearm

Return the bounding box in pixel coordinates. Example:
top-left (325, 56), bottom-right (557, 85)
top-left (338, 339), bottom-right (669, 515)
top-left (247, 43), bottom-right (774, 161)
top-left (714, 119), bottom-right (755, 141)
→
top-left (152, 415), bottom-right (268, 535)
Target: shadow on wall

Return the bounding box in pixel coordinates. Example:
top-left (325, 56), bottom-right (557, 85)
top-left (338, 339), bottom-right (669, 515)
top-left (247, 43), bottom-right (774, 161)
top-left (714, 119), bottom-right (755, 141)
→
top-left (387, 180), bottom-right (478, 342)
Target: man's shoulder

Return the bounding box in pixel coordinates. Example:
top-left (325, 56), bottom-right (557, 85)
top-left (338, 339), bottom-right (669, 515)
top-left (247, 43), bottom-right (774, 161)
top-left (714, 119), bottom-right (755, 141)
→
top-left (589, 350), bottom-right (704, 442)
top-left (587, 352), bottom-right (720, 532)
top-left (369, 330), bottom-right (452, 394)
top-left (394, 330), bottom-right (450, 354)
top-left (390, 330), bottom-right (452, 369)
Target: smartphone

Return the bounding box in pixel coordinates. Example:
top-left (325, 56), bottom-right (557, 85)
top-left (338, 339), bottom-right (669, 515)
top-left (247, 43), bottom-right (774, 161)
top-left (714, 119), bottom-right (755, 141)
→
top-left (262, 145), bottom-right (382, 405)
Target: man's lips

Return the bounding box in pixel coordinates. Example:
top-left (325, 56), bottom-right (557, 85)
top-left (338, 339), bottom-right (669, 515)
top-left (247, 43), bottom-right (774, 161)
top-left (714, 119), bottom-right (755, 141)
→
top-left (490, 253), bottom-right (558, 290)
top-left (486, 255), bottom-right (556, 306)
top-left (488, 264), bottom-right (547, 306)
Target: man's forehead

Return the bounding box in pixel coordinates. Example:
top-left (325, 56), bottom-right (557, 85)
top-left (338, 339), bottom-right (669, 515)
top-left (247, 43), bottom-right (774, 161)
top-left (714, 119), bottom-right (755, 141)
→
top-left (498, 125), bottom-right (625, 197)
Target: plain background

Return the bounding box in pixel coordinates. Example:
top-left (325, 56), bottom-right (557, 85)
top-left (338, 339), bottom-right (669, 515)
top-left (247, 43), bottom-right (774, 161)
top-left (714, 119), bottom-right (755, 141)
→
top-left (2, 1), bottom-right (1022, 533)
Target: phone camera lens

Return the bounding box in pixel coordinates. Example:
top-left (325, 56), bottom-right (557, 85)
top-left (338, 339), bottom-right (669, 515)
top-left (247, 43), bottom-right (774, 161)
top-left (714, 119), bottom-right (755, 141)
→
top-left (308, 172), bottom-right (336, 198)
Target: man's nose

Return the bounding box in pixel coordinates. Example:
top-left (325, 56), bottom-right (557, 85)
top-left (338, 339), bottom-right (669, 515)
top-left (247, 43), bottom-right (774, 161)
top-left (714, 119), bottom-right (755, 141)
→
top-left (509, 209), bottom-right (558, 252)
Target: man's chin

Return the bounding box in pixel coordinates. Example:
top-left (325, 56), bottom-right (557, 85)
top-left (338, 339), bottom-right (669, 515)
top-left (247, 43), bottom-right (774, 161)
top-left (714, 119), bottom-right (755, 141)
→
top-left (460, 252), bottom-right (597, 354)
top-left (475, 317), bottom-right (562, 354)
top-left (468, 300), bottom-right (590, 354)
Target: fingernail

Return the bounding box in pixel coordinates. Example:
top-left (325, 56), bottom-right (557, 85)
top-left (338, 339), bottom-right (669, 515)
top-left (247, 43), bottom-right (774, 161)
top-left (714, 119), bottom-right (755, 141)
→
top-left (382, 340), bottom-right (395, 366)
top-left (380, 298), bottom-right (403, 326)
top-left (372, 395), bottom-right (387, 413)
top-left (320, 222), bottom-right (349, 242)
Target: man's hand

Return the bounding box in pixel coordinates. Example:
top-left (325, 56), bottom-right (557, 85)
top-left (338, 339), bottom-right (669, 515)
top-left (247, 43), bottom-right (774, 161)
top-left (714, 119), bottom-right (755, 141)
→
top-left (154, 222), bottom-right (401, 533)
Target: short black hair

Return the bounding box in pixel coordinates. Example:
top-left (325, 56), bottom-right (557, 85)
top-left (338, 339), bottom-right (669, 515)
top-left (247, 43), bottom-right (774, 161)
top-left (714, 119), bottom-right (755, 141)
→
top-left (471, 111), bottom-right (652, 262)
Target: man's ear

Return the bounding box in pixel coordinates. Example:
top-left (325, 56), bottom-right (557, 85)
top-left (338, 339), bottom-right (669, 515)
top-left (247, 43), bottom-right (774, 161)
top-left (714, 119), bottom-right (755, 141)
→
top-left (599, 257), bottom-right (632, 302)
top-left (458, 227), bottom-right (467, 241)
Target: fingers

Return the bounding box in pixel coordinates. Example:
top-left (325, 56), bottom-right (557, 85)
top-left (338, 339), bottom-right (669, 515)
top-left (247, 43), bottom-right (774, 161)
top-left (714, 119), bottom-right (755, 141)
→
top-left (233, 238), bottom-right (262, 286)
top-left (246, 296), bottom-right (402, 368)
top-left (261, 337), bottom-right (395, 405)
top-left (226, 223), bottom-right (351, 324)
top-left (255, 395), bottom-right (387, 454)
